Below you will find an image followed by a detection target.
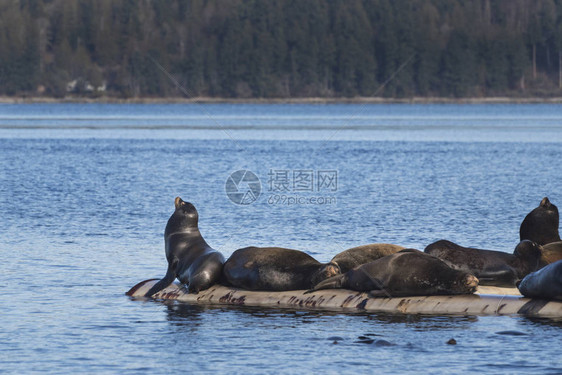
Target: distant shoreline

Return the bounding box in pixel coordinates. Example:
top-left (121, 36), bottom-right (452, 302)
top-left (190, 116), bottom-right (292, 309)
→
top-left (2, 96), bottom-right (562, 104)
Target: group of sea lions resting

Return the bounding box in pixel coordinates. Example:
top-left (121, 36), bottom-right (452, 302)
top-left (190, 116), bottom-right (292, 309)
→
top-left (144, 197), bottom-right (562, 301)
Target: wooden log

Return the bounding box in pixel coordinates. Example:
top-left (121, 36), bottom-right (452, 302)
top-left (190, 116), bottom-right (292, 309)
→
top-left (126, 279), bottom-right (562, 318)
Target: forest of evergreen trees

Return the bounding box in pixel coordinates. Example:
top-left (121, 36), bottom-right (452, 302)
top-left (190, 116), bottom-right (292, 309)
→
top-left (1, 0), bottom-right (562, 99)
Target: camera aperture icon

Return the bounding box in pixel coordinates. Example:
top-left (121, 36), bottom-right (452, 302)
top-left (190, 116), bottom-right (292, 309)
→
top-left (225, 170), bottom-right (261, 205)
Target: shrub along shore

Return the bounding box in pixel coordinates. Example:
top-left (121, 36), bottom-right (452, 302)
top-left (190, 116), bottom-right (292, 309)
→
top-left (2, 96), bottom-right (562, 104)
top-left (3, 1), bottom-right (562, 100)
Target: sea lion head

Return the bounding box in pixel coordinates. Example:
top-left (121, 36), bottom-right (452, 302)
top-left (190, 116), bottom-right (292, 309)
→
top-left (311, 261), bottom-right (341, 287)
top-left (429, 253), bottom-right (479, 294)
top-left (538, 197), bottom-right (559, 220)
top-left (450, 272), bottom-right (479, 294)
top-left (170, 196), bottom-right (199, 229)
top-left (513, 240), bottom-right (543, 271)
top-left (520, 197), bottom-right (560, 245)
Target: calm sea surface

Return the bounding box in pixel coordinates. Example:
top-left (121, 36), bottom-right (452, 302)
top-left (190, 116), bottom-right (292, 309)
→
top-left (1, 103), bottom-right (561, 374)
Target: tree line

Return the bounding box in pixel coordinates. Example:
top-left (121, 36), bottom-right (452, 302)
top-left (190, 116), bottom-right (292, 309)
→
top-left (1, 0), bottom-right (562, 99)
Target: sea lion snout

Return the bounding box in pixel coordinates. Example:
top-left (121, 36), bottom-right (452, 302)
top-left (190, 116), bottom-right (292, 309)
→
top-left (540, 197), bottom-right (551, 208)
top-left (311, 262), bottom-right (342, 286)
top-left (464, 274), bottom-right (479, 291)
top-left (175, 196), bottom-right (183, 208)
top-left (325, 261), bottom-right (341, 278)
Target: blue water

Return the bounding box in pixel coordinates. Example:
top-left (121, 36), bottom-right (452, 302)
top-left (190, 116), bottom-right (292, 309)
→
top-left (1, 103), bottom-right (561, 374)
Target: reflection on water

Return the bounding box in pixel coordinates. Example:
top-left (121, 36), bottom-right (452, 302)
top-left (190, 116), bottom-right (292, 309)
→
top-left (165, 301), bottom-right (207, 323)
top-left (521, 317), bottom-right (562, 328)
top-left (365, 312), bottom-right (479, 326)
top-left (164, 299), bottom-right (479, 327)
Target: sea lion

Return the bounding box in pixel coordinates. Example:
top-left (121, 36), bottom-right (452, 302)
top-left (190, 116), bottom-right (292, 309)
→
top-left (424, 239), bottom-right (542, 287)
top-left (540, 241), bottom-right (562, 265)
top-left (223, 247), bottom-right (341, 291)
top-left (520, 197), bottom-right (560, 246)
top-left (330, 243), bottom-right (405, 273)
top-left (517, 259), bottom-right (562, 301)
top-left (144, 197), bottom-right (225, 297)
top-left (307, 249), bottom-right (478, 297)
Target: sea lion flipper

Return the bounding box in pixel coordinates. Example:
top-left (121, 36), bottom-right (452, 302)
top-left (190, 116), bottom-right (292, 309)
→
top-left (144, 259), bottom-right (178, 297)
top-left (477, 267), bottom-right (517, 287)
top-left (308, 274), bottom-right (346, 292)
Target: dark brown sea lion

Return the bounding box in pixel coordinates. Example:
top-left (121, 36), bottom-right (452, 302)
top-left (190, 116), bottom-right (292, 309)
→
top-left (540, 241), bottom-right (562, 265)
top-left (145, 197), bottom-right (225, 297)
top-left (424, 240), bottom-right (542, 287)
top-left (520, 197), bottom-right (560, 246)
top-left (330, 243), bottom-right (405, 273)
top-left (223, 247), bottom-right (341, 291)
top-left (307, 249), bottom-right (478, 297)
top-left (517, 259), bottom-right (562, 301)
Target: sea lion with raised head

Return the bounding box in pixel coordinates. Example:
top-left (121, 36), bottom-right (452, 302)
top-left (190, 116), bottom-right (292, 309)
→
top-left (144, 197), bottom-right (225, 297)
top-left (424, 239), bottom-right (542, 287)
top-left (330, 243), bottom-right (405, 273)
top-left (520, 197), bottom-right (560, 246)
top-left (517, 259), bottom-right (562, 301)
top-left (223, 247), bottom-right (341, 291)
top-left (307, 249), bottom-right (478, 297)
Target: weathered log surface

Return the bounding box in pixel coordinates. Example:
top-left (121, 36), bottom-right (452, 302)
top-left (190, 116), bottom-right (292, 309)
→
top-left (126, 279), bottom-right (562, 318)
